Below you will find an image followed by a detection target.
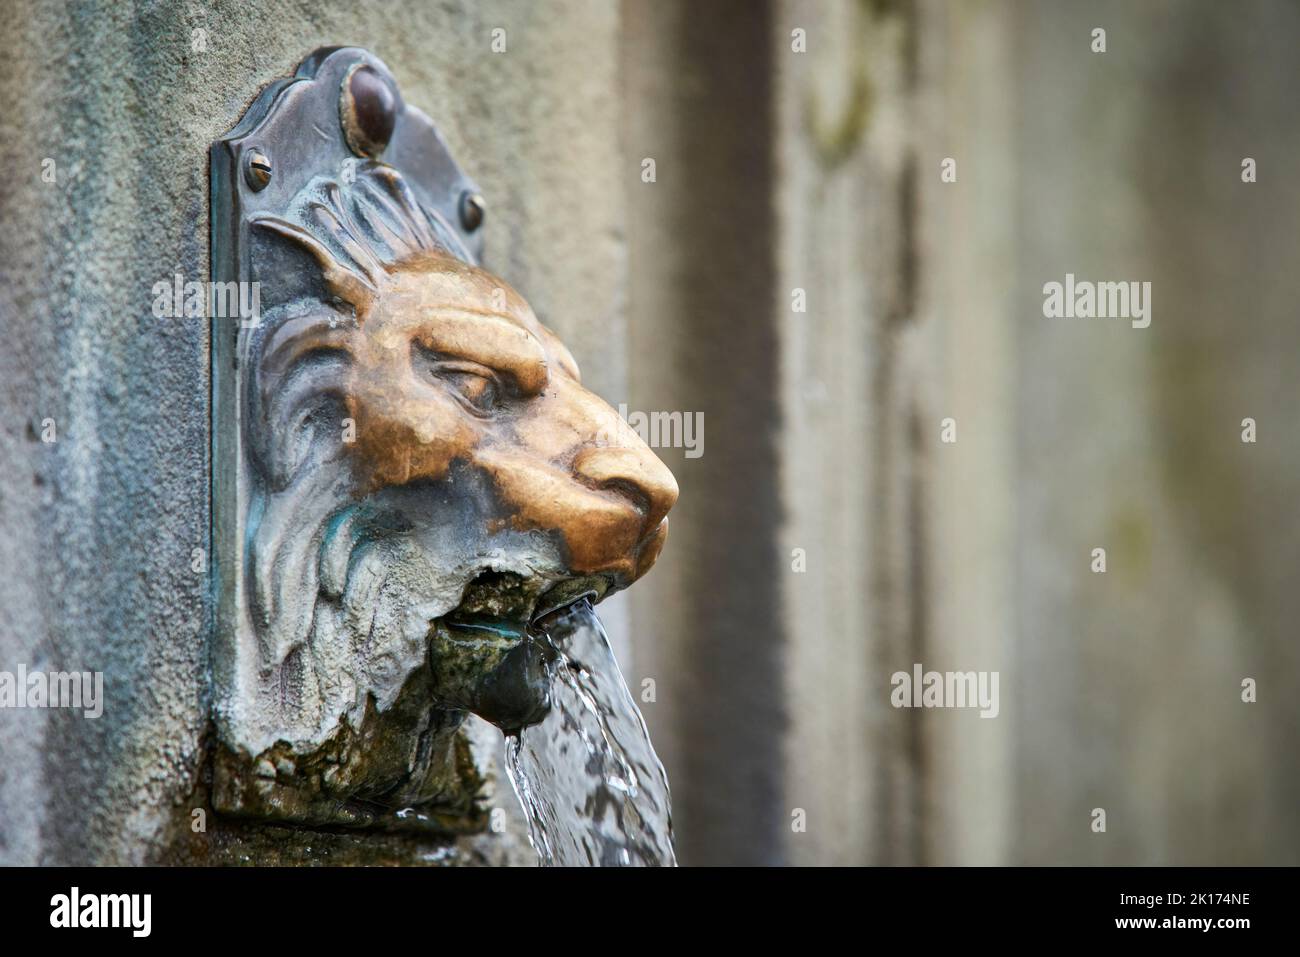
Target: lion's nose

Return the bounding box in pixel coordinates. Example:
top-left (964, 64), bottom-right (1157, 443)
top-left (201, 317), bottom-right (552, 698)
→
top-left (572, 445), bottom-right (679, 536)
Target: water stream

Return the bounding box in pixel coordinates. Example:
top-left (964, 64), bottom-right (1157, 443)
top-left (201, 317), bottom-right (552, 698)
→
top-left (503, 599), bottom-right (676, 866)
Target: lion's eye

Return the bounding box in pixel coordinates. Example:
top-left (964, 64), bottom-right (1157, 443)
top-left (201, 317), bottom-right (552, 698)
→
top-left (438, 366), bottom-right (500, 414)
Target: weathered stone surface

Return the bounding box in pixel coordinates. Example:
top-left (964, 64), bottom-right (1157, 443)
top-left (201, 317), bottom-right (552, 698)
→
top-left (0, 0), bottom-right (624, 866)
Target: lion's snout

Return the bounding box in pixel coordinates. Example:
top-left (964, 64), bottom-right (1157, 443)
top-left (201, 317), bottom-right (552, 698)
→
top-left (571, 445), bottom-right (678, 538)
top-left (476, 447), bottom-right (675, 587)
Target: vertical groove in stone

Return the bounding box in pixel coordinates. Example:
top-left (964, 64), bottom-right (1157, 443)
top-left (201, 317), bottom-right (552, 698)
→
top-left (624, 0), bottom-right (787, 866)
top-left (671, 0), bottom-right (785, 867)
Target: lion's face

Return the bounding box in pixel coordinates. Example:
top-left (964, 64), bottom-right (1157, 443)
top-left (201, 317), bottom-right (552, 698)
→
top-left (225, 160), bottom-right (677, 825)
top-left (345, 251), bottom-right (676, 595)
top-left (245, 246), bottom-right (677, 737)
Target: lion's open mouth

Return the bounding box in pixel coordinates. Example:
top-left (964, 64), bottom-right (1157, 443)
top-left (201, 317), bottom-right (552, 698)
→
top-left (445, 569), bottom-right (611, 631)
top-left (426, 570), bottom-right (612, 732)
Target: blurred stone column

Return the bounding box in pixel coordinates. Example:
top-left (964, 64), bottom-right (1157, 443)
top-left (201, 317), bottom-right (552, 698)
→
top-left (911, 0), bottom-right (1300, 866)
top-left (623, 0), bottom-right (938, 865)
top-left (774, 0), bottom-right (929, 866)
top-left (911, 0), bottom-right (1017, 866)
top-left (622, 0), bottom-right (788, 866)
top-left (1006, 0), bottom-right (1300, 865)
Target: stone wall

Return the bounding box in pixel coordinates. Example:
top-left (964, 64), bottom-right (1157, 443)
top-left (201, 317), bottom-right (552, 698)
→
top-left (0, 0), bottom-right (625, 866)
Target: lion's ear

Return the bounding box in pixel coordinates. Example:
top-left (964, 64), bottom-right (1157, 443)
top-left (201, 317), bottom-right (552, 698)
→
top-left (246, 310), bottom-right (356, 491)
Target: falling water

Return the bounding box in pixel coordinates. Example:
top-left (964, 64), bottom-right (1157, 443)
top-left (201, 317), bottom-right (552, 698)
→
top-left (504, 599), bottom-right (676, 866)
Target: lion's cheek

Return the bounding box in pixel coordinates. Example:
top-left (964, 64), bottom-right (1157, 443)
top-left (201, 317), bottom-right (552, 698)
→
top-left (346, 402), bottom-right (478, 491)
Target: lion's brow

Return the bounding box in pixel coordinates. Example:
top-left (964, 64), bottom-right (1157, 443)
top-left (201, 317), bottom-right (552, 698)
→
top-left (413, 308), bottom-right (550, 394)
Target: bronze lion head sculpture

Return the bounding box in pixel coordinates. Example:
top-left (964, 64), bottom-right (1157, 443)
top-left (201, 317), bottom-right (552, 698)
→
top-left (213, 157), bottom-right (676, 831)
